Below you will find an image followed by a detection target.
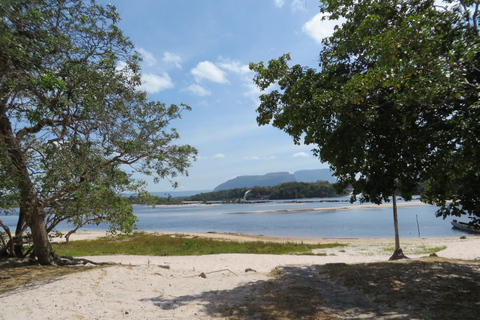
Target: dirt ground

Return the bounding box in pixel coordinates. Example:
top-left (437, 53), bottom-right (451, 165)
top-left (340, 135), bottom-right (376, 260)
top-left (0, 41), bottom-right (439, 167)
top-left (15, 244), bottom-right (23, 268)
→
top-left (1, 256), bottom-right (479, 319)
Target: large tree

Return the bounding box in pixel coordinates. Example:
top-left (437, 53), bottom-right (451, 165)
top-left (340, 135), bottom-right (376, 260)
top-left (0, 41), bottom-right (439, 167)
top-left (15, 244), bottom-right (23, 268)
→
top-left (250, 0), bottom-right (480, 258)
top-left (0, 0), bottom-right (197, 265)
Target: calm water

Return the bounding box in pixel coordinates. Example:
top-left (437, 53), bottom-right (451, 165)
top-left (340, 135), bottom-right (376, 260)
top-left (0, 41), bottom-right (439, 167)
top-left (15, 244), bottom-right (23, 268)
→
top-left (0, 198), bottom-right (465, 238)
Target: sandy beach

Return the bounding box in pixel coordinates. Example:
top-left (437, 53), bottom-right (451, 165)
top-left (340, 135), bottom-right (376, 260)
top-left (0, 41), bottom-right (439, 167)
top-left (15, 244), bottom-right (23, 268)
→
top-left (1, 231), bottom-right (479, 319)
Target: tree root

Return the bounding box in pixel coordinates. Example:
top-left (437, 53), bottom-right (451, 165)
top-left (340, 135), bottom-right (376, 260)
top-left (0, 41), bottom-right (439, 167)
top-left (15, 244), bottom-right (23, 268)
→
top-left (1, 255), bottom-right (115, 268)
top-left (52, 255), bottom-right (114, 266)
top-left (185, 268), bottom-right (238, 278)
top-left (389, 248), bottom-right (409, 261)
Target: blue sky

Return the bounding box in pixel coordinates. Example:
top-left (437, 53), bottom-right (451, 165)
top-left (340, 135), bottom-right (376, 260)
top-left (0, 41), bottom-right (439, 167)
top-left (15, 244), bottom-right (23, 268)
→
top-left (97, 0), bottom-right (340, 192)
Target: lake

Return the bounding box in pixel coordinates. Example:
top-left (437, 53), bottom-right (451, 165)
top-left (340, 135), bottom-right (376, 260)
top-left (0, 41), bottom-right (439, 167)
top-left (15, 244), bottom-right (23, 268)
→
top-left (0, 197), bottom-right (466, 238)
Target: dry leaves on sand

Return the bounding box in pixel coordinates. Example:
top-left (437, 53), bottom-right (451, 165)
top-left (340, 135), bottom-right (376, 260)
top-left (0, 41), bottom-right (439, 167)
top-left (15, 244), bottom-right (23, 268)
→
top-left (154, 257), bottom-right (480, 319)
top-left (0, 258), bottom-right (102, 296)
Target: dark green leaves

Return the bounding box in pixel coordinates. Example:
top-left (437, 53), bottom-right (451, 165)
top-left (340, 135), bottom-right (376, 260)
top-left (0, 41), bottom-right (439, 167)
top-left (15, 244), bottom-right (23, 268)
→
top-left (250, 0), bottom-right (480, 223)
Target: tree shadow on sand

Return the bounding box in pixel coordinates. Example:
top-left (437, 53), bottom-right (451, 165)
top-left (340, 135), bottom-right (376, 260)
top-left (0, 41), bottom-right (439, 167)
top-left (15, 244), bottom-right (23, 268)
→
top-left (140, 258), bottom-right (480, 319)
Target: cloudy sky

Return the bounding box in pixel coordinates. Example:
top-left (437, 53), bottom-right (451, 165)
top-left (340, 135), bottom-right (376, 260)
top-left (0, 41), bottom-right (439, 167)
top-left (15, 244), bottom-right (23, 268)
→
top-left (97, 0), bottom-right (340, 192)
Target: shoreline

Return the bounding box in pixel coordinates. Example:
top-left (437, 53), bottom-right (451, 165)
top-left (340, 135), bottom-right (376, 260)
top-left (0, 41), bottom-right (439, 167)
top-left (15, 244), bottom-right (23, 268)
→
top-left (54, 230), bottom-right (480, 261)
top-left (57, 228), bottom-right (473, 243)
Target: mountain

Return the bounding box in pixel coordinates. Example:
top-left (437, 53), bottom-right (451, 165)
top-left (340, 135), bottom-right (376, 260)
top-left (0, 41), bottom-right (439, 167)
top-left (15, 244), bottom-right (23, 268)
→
top-left (213, 172), bottom-right (295, 191)
top-left (213, 169), bottom-right (335, 191)
top-left (293, 169), bottom-right (336, 183)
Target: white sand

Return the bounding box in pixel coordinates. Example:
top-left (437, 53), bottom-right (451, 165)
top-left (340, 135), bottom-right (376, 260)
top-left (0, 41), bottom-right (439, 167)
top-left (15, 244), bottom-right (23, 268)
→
top-left (1, 232), bottom-right (479, 320)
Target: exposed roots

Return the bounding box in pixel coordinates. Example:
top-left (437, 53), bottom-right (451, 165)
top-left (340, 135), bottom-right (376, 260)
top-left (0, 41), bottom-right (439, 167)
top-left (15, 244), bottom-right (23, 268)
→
top-left (389, 248), bottom-right (409, 261)
top-left (52, 255), bottom-right (112, 266)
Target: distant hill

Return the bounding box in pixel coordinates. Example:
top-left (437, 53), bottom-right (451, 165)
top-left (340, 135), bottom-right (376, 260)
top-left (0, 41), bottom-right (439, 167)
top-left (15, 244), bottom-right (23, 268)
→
top-left (213, 172), bottom-right (295, 192)
top-left (293, 169), bottom-right (336, 183)
top-left (213, 169), bottom-right (335, 191)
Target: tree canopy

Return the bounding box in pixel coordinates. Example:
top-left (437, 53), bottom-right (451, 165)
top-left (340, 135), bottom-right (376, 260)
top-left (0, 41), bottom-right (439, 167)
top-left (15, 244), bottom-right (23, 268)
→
top-left (0, 0), bottom-right (197, 264)
top-left (250, 0), bottom-right (480, 255)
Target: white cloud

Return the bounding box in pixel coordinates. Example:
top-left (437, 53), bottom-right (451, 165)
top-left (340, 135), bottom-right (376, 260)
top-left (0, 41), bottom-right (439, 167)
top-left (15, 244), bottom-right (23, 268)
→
top-left (139, 72), bottom-right (174, 93)
top-left (291, 0), bottom-right (306, 12)
top-left (245, 155), bottom-right (276, 160)
top-left (163, 52), bottom-right (182, 69)
top-left (274, 0), bottom-right (285, 8)
top-left (218, 60), bottom-right (251, 75)
top-left (137, 48), bottom-right (157, 67)
top-left (302, 12), bottom-right (344, 44)
top-left (274, 0), bottom-right (305, 11)
top-left (293, 152), bottom-right (309, 158)
top-left (185, 84), bottom-right (211, 96)
top-left (191, 61), bottom-right (228, 83)
top-left (244, 82), bottom-right (262, 102)
top-left (213, 153), bottom-right (226, 159)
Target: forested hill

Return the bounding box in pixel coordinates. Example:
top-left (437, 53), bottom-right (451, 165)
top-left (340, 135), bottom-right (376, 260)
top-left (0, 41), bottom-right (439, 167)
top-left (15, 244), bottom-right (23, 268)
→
top-left (213, 169), bottom-right (335, 191)
top-left (187, 181), bottom-right (338, 202)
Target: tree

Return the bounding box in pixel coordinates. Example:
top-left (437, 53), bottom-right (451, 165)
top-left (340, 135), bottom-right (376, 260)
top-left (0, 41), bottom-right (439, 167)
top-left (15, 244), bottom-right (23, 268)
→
top-left (250, 0), bottom-right (480, 259)
top-left (269, 181), bottom-right (336, 200)
top-left (0, 0), bottom-right (197, 265)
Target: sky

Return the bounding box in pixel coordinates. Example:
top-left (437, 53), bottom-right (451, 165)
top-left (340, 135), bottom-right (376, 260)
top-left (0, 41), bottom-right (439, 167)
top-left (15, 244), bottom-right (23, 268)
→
top-left (96, 0), bottom-right (341, 192)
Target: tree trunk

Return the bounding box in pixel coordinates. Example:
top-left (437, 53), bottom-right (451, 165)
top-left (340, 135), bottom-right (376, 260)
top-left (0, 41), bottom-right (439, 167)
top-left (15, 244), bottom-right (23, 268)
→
top-left (392, 192), bottom-right (400, 251)
top-left (1, 105), bottom-right (55, 264)
top-left (25, 204), bottom-right (55, 265)
top-left (0, 219), bottom-right (14, 256)
top-left (14, 206), bottom-right (27, 256)
top-left (389, 192), bottom-right (408, 260)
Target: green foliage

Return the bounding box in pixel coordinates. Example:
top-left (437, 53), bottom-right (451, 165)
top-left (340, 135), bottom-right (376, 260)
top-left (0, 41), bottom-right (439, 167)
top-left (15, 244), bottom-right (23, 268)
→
top-left (51, 232), bottom-right (345, 256)
top-left (186, 181), bottom-right (337, 201)
top-left (0, 0), bottom-right (197, 261)
top-left (248, 186), bottom-right (271, 200)
top-left (269, 181), bottom-right (337, 200)
top-left (187, 188), bottom-right (254, 202)
top-left (250, 0), bottom-right (480, 225)
top-left (126, 194), bottom-right (182, 205)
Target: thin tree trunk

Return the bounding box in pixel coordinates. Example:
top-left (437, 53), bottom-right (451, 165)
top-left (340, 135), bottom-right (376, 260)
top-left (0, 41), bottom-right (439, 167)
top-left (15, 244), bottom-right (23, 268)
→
top-left (389, 191), bottom-right (408, 260)
top-left (0, 218), bottom-right (14, 256)
top-left (392, 192), bottom-right (400, 250)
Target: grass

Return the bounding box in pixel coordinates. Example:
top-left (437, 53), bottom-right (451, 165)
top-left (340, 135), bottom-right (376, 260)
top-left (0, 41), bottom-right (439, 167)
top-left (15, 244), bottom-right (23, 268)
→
top-left (383, 244), bottom-right (447, 255)
top-left (51, 231), bottom-right (345, 257)
top-left (411, 244), bottom-right (447, 254)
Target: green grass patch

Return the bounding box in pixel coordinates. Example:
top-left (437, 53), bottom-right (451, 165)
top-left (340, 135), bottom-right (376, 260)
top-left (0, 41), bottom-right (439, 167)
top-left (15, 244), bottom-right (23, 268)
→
top-left (383, 245), bottom-right (447, 255)
top-left (52, 232), bottom-right (345, 257)
top-left (411, 245), bottom-right (447, 255)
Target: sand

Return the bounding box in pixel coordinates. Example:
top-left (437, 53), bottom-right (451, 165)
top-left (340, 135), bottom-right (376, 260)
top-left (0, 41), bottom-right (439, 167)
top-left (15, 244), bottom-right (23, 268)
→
top-left (1, 232), bottom-right (479, 319)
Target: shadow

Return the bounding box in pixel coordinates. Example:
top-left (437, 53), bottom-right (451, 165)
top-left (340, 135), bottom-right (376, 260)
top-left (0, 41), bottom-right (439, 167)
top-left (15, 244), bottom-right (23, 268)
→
top-left (140, 260), bottom-right (480, 319)
top-left (0, 257), bottom-right (100, 296)
top-left (321, 259), bottom-right (480, 320)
